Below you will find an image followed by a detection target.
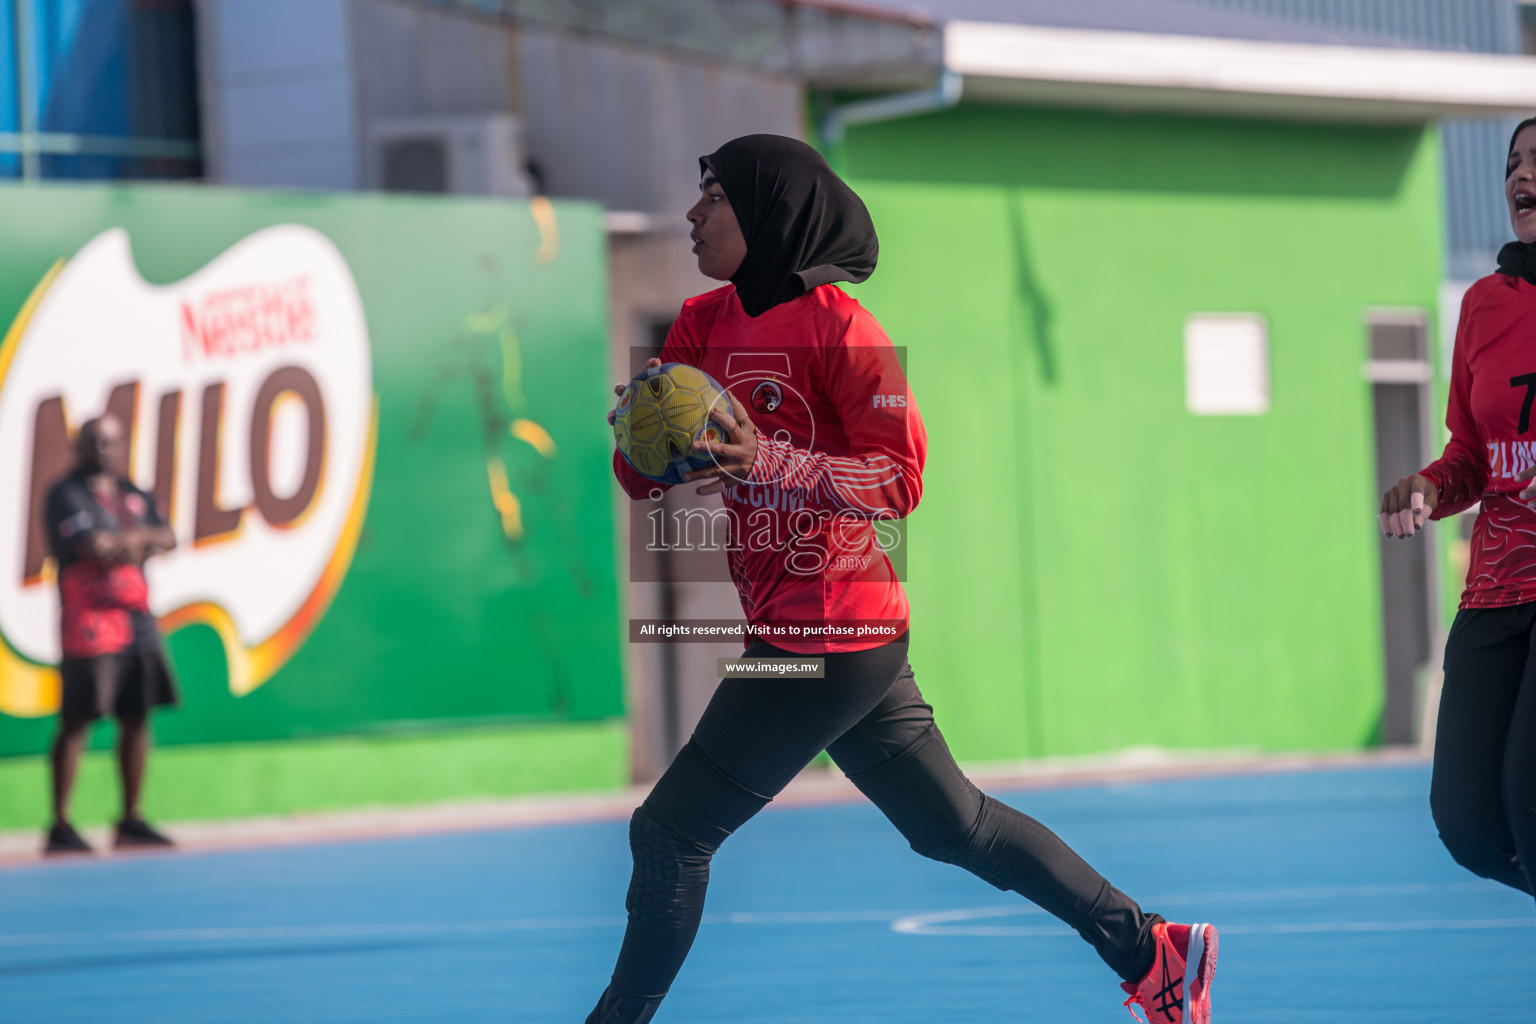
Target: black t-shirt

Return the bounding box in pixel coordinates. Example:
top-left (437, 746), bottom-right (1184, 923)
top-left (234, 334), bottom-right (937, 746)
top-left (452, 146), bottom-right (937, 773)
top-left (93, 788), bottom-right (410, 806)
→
top-left (45, 470), bottom-right (166, 653)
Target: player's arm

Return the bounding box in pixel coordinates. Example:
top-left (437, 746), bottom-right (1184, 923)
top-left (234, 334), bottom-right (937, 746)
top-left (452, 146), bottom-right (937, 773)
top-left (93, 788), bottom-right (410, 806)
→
top-left (44, 483), bottom-right (150, 612)
top-left (131, 525), bottom-right (177, 558)
top-left (691, 319), bottom-right (927, 517)
top-left (754, 342), bottom-right (923, 518)
top-left (47, 485), bottom-right (124, 562)
top-left (1385, 294), bottom-right (1483, 538)
top-left (81, 530), bottom-right (127, 561)
top-left (123, 490), bottom-right (176, 563)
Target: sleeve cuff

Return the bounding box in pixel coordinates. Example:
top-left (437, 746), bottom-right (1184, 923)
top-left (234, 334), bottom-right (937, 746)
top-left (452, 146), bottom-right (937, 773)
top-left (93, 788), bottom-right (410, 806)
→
top-left (1419, 465), bottom-right (1448, 500)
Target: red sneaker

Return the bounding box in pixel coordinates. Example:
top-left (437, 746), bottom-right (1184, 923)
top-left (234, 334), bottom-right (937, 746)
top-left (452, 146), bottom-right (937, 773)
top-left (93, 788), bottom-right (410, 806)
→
top-left (1120, 921), bottom-right (1218, 1024)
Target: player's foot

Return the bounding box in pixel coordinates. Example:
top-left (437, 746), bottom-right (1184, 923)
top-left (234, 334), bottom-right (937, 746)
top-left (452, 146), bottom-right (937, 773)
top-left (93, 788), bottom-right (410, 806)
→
top-left (114, 816), bottom-right (174, 849)
top-left (43, 820), bottom-right (94, 856)
top-left (1121, 921), bottom-right (1218, 1023)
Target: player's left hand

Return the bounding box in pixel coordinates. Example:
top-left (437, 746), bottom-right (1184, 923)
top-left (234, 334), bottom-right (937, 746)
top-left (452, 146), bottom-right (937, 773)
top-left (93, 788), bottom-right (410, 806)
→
top-left (1518, 461), bottom-right (1536, 503)
top-left (609, 358), bottom-right (663, 425)
top-left (684, 402), bottom-right (758, 495)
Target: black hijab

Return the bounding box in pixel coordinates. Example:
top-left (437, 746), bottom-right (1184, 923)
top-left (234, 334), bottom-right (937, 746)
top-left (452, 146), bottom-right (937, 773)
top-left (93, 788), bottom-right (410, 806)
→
top-left (1496, 117), bottom-right (1536, 285)
top-left (700, 134), bottom-right (878, 317)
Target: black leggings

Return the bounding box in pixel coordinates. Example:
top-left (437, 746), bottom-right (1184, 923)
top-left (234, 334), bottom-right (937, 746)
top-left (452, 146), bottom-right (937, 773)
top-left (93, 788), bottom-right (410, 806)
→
top-left (586, 635), bottom-right (1159, 1024)
top-left (1431, 606), bottom-right (1536, 896)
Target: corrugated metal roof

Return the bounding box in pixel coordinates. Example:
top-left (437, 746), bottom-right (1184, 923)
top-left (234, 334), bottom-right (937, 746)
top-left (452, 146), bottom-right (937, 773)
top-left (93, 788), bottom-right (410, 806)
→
top-left (942, 22), bottom-right (1536, 124)
top-left (833, 0), bottom-right (1412, 47)
top-left (1183, 1), bottom-right (1523, 278)
top-left (1185, 0), bottom-right (1518, 54)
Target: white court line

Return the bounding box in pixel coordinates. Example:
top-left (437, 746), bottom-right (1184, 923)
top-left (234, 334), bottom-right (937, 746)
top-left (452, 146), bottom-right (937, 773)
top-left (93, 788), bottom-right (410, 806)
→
top-left (0, 917), bottom-right (628, 947)
top-left (0, 909), bottom-right (913, 948)
top-left (889, 881), bottom-right (1525, 936)
top-left (0, 882), bottom-right (1523, 949)
top-left (890, 918), bottom-right (1535, 938)
top-left (1220, 919), bottom-right (1534, 935)
top-left (1113, 880), bottom-right (1493, 908)
top-left (713, 910), bottom-right (905, 924)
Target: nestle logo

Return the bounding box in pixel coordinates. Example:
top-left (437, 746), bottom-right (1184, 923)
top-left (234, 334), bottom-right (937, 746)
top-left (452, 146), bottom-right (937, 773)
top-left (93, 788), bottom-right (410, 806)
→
top-left (872, 393), bottom-right (906, 408)
top-left (181, 277), bottom-right (315, 361)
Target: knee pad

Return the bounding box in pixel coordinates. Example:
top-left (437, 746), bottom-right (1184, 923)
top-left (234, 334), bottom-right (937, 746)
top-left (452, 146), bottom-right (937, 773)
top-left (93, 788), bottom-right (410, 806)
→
top-left (625, 804), bottom-right (712, 923)
top-left (625, 742), bottom-right (771, 923)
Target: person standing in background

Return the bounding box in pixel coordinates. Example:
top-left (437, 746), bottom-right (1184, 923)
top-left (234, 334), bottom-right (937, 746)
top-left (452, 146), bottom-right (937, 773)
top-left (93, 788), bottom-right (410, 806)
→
top-left (43, 415), bottom-right (179, 855)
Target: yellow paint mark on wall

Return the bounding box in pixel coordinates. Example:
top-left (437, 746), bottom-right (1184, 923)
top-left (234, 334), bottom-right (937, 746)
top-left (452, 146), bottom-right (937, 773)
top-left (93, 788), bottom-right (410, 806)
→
top-left (530, 196), bottom-right (560, 264)
top-left (510, 418), bottom-right (557, 458)
top-left (486, 458), bottom-right (523, 540)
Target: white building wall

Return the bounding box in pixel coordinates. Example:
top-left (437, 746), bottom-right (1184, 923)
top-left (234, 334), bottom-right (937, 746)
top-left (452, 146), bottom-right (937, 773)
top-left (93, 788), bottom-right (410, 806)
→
top-left (520, 29), bottom-right (802, 218)
top-left (195, 0), bottom-right (361, 189)
top-left (197, 1), bottom-right (802, 212)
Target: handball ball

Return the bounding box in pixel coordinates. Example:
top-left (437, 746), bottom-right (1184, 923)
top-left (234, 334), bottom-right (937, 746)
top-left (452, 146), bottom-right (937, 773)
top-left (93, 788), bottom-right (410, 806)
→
top-left (614, 363), bottom-right (736, 485)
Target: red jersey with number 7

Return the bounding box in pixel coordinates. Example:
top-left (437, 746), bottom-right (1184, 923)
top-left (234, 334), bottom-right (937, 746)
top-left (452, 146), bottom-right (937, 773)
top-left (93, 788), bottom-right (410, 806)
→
top-left (612, 283), bottom-right (926, 653)
top-left (1421, 271), bottom-right (1536, 607)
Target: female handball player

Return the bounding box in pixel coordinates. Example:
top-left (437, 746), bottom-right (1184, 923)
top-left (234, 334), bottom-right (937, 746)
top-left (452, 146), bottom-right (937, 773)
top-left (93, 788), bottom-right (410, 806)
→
top-left (590, 134), bottom-right (1218, 1024)
top-left (1382, 117), bottom-right (1536, 915)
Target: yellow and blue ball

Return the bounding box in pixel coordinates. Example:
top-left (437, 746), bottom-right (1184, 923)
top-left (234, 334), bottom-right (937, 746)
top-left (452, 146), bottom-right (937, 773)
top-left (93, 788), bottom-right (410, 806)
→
top-left (614, 363), bottom-right (736, 485)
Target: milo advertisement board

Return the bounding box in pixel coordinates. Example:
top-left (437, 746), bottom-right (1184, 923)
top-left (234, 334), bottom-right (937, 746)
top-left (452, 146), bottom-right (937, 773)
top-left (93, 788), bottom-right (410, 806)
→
top-left (0, 184), bottom-right (622, 756)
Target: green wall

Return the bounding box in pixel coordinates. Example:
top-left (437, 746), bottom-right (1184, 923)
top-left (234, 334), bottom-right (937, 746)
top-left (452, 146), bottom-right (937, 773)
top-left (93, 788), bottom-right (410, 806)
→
top-left (836, 106), bottom-right (1444, 761)
top-left (0, 720), bottom-right (627, 829)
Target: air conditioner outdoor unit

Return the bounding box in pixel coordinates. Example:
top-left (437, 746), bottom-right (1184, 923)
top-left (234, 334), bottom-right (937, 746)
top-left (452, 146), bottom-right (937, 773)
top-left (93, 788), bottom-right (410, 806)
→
top-left (369, 113), bottom-right (534, 197)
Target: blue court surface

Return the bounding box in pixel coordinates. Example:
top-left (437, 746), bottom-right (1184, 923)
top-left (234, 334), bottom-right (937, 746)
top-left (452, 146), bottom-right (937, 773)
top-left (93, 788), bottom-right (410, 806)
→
top-left (1, 763), bottom-right (1532, 1023)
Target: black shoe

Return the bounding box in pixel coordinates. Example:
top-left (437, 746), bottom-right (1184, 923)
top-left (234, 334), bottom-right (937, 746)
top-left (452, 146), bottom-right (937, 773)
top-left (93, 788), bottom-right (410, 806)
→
top-left (44, 821), bottom-right (94, 856)
top-left (114, 816), bottom-right (174, 849)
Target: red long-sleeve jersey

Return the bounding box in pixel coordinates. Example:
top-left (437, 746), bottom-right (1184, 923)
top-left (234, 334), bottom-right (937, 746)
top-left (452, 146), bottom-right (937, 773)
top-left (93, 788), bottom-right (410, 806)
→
top-left (1422, 272), bottom-right (1536, 607)
top-left (613, 283), bottom-right (926, 653)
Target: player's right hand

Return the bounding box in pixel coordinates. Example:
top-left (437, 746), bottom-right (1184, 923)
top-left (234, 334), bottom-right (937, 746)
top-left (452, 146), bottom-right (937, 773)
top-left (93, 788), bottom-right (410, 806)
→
top-left (608, 358), bottom-right (663, 425)
top-left (1380, 474), bottom-right (1438, 539)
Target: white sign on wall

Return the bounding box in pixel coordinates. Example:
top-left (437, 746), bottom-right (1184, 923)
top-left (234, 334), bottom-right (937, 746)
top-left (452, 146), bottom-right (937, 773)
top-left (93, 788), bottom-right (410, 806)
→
top-left (1185, 313), bottom-right (1270, 416)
